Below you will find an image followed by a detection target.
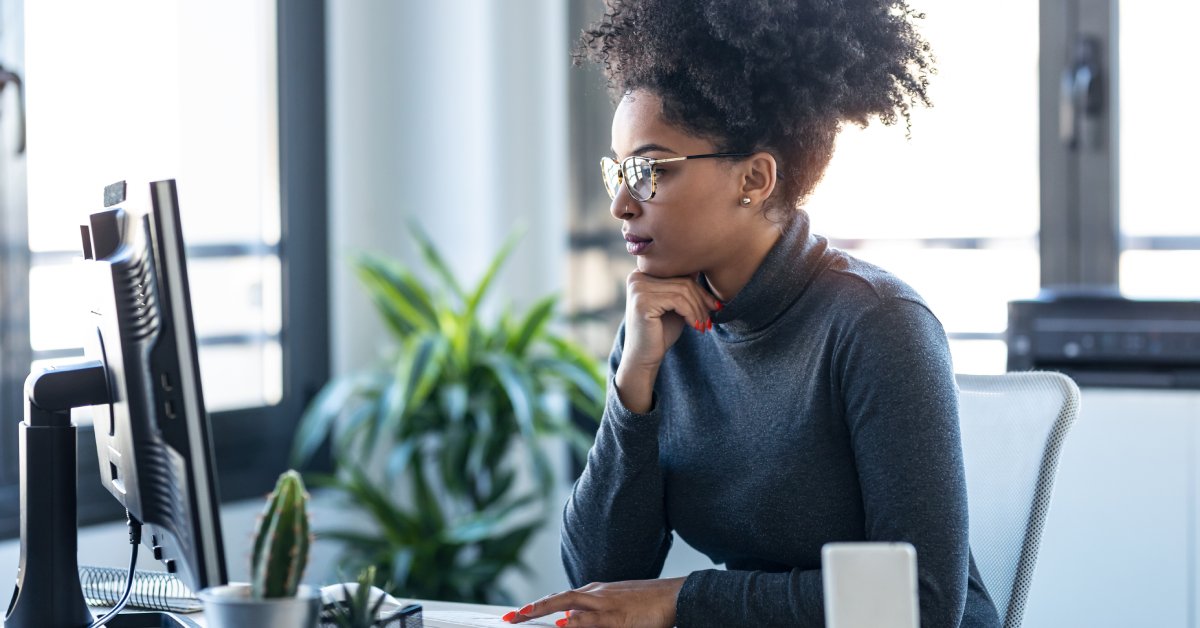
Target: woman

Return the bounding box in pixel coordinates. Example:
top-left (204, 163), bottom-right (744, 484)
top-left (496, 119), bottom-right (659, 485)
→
top-left (507, 1), bottom-right (1000, 626)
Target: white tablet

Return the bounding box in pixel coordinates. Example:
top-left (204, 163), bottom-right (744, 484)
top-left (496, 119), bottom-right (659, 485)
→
top-left (822, 542), bottom-right (919, 628)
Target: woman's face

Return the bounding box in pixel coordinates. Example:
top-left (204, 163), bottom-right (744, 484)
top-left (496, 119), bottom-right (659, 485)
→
top-left (608, 91), bottom-right (768, 279)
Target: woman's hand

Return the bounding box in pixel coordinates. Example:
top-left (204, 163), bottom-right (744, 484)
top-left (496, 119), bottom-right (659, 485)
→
top-left (504, 577), bottom-right (687, 628)
top-left (615, 271), bottom-right (720, 412)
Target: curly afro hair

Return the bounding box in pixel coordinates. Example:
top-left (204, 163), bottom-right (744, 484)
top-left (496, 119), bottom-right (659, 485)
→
top-left (578, 0), bottom-right (935, 212)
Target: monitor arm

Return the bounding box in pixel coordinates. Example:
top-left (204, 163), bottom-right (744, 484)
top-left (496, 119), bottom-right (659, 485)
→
top-left (5, 360), bottom-right (108, 628)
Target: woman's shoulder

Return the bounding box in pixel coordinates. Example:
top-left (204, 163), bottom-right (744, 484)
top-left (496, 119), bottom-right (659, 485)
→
top-left (813, 246), bottom-right (932, 317)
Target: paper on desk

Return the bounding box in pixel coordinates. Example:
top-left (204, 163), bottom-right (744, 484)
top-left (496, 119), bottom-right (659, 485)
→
top-left (319, 584), bottom-right (559, 627)
top-left (423, 611), bottom-right (560, 628)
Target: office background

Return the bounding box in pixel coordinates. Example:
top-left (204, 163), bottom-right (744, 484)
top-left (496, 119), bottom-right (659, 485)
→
top-left (0, 1), bottom-right (1197, 626)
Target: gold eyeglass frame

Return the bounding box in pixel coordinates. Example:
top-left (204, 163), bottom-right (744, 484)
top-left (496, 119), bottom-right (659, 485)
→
top-left (601, 152), bottom-right (752, 201)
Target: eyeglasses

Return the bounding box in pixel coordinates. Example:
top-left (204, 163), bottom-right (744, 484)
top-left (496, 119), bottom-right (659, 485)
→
top-left (600, 152), bottom-right (752, 201)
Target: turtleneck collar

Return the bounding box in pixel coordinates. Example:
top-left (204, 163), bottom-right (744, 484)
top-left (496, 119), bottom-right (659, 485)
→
top-left (707, 210), bottom-right (830, 341)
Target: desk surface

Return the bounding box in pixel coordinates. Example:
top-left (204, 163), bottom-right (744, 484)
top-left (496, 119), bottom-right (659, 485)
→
top-left (107, 599), bottom-right (560, 628)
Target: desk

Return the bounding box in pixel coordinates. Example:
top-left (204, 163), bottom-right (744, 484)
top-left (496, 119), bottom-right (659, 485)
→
top-left (99, 599), bottom-right (556, 627)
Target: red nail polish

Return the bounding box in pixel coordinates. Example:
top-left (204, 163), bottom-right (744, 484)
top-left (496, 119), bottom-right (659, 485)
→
top-left (694, 320), bottom-right (701, 331)
top-left (715, 300), bottom-right (723, 311)
top-left (556, 619), bottom-right (568, 628)
top-left (707, 319), bottom-right (713, 331)
top-left (503, 611), bottom-right (517, 622)
top-left (519, 604), bottom-right (534, 615)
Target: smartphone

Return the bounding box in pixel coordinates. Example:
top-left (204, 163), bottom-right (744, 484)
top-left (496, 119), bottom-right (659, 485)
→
top-left (822, 542), bottom-right (919, 628)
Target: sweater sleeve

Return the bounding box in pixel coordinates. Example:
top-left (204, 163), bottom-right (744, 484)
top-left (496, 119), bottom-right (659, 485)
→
top-left (836, 298), bottom-right (969, 627)
top-left (561, 323), bottom-right (674, 586)
top-left (675, 298), bottom-right (969, 627)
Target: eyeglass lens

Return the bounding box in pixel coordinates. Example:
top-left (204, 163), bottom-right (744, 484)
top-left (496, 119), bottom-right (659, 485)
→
top-left (601, 156), bottom-right (655, 201)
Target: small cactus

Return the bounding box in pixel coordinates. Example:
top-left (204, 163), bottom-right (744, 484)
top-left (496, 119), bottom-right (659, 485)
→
top-left (326, 566), bottom-right (387, 628)
top-left (250, 470), bottom-right (312, 599)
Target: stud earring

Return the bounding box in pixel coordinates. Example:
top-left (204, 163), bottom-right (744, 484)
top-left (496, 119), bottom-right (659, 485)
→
top-left (741, 197), bottom-right (752, 206)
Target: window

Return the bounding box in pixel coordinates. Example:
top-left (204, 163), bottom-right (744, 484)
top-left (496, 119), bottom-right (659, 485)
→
top-left (567, 1), bottom-right (1200, 377)
top-left (1117, 2), bottom-right (1200, 300)
top-left (564, 1), bottom-right (1041, 376)
top-left (806, 0), bottom-right (1041, 375)
top-left (0, 0), bottom-right (328, 537)
top-left (23, 1), bottom-right (283, 413)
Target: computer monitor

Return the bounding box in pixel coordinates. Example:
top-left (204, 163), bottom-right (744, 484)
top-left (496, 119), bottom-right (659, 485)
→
top-left (5, 179), bottom-right (228, 627)
top-left (82, 179), bottom-right (228, 593)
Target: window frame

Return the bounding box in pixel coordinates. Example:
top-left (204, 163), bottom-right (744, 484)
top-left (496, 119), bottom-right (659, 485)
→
top-left (0, 0), bottom-right (329, 538)
top-left (1039, 0), bottom-right (1121, 288)
top-left (565, 0), bottom-right (1137, 368)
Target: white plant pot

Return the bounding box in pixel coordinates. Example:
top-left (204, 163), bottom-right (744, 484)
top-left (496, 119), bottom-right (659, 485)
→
top-left (198, 583), bottom-right (321, 628)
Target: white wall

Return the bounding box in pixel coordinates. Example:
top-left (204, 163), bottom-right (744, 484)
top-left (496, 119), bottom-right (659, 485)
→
top-left (327, 0), bottom-right (569, 376)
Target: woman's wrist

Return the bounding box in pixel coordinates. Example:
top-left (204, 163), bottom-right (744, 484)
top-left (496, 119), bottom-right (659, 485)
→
top-left (614, 362), bottom-right (658, 413)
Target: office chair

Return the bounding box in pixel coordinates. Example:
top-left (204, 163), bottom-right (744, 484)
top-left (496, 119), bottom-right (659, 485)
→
top-left (956, 372), bottom-right (1080, 628)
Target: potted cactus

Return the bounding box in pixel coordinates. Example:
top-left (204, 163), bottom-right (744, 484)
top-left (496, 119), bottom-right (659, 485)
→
top-left (199, 470), bottom-right (322, 628)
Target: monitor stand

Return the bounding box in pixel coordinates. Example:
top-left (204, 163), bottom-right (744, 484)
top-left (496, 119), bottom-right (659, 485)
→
top-left (4, 362), bottom-right (198, 628)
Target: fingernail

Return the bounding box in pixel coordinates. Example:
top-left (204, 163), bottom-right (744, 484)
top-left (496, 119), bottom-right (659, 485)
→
top-left (556, 620), bottom-right (568, 628)
top-left (715, 300), bottom-right (723, 311)
top-left (694, 320), bottom-right (701, 331)
top-left (566, 610), bottom-right (572, 617)
top-left (503, 611), bottom-right (517, 622)
top-left (519, 604), bottom-right (534, 615)
top-left (707, 318), bottom-right (713, 331)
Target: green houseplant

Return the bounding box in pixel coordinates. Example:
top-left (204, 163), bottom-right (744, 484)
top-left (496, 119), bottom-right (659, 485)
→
top-left (292, 224), bottom-right (604, 604)
top-left (199, 470), bottom-right (321, 628)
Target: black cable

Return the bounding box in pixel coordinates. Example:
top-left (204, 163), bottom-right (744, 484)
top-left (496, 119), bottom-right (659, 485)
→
top-left (88, 511), bottom-right (143, 628)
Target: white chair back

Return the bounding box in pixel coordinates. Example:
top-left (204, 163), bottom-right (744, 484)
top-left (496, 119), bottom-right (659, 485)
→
top-left (957, 372), bottom-right (1080, 628)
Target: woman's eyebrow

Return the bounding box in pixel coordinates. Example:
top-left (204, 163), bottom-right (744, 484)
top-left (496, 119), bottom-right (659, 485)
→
top-left (610, 143), bottom-right (678, 157)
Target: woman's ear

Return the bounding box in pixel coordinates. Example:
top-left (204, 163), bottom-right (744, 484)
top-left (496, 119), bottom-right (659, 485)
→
top-left (738, 152), bottom-right (777, 207)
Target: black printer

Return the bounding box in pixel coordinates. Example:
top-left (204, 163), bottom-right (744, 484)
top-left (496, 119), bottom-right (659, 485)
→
top-left (1007, 292), bottom-right (1200, 388)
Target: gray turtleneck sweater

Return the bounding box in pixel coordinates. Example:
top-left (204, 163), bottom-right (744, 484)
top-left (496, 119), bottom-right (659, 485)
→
top-left (560, 212), bottom-right (1000, 627)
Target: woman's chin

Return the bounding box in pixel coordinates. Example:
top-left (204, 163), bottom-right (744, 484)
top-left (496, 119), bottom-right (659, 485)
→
top-left (636, 257), bottom-right (693, 279)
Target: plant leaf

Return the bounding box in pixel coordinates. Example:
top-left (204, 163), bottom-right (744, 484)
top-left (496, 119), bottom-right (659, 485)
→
top-left (485, 468), bottom-right (516, 507)
top-left (410, 458), bottom-right (446, 534)
top-left (438, 383), bottom-right (469, 425)
top-left (336, 467), bottom-right (422, 545)
top-left (317, 529), bottom-right (391, 550)
top-left (444, 491), bottom-right (539, 544)
top-left (405, 218), bottom-right (466, 303)
top-left (478, 521), bottom-right (541, 566)
top-left (438, 430), bottom-right (472, 499)
top-left (390, 547), bottom-right (416, 591)
top-left (464, 230), bottom-right (523, 322)
top-left (530, 443), bottom-right (554, 497)
top-left (382, 332), bottom-right (448, 440)
top-left (530, 356), bottom-right (605, 409)
top-left (385, 438), bottom-right (419, 482)
top-left (479, 353), bottom-right (537, 443)
top-left (332, 398), bottom-right (381, 458)
top-left (290, 372), bottom-right (383, 467)
top-left (507, 294), bottom-right (558, 357)
top-left (545, 335), bottom-right (605, 386)
top-left (355, 254), bottom-right (440, 334)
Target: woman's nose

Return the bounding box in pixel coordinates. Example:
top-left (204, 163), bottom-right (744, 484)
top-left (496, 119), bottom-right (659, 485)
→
top-left (610, 187), bottom-right (640, 221)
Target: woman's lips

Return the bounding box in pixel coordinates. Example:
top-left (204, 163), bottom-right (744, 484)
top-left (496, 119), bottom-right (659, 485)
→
top-left (624, 233), bottom-right (652, 255)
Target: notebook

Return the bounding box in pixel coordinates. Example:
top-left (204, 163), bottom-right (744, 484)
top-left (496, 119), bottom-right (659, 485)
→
top-left (423, 611), bottom-right (558, 628)
top-left (79, 565), bottom-right (202, 613)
